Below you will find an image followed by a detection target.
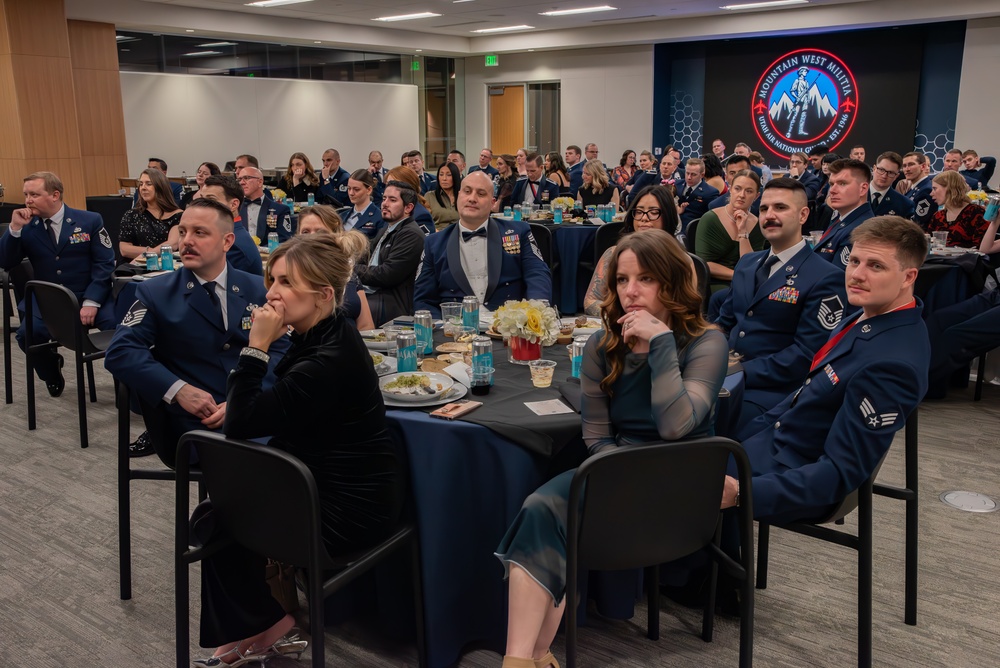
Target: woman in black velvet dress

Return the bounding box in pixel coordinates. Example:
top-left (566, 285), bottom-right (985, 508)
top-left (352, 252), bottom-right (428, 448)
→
top-left (194, 233), bottom-right (406, 666)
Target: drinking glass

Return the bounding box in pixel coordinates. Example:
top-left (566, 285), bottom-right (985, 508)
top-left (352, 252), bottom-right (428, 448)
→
top-left (528, 359), bottom-right (557, 388)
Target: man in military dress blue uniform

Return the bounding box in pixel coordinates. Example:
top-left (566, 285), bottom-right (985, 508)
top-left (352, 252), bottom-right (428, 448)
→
top-left (507, 154), bottom-right (560, 210)
top-left (901, 152), bottom-right (935, 228)
top-left (414, 171), bottom-right (552, 316)
top-left (565, 145), bottom-right (584, 198)
top-left (318, 148), bottom-right (351, 207)
top-left (676, 157), bottom-right (720, 233)
top-left (715, 178), bottom-right (848, 426)
top-left (869, 152), bottom-right (914, 219)
top-left (0, 171), bottom-right (116, 396)
top-left (813, 159), bottom-right (874, 270)
top-left (105, 198), bottom-right (287, 464)
top-left (722, 216), bottom-right (929, 523)
top-left (238, 167), bottom-right (293, 246)
top-left (469, 148), bottom-right (499, 179)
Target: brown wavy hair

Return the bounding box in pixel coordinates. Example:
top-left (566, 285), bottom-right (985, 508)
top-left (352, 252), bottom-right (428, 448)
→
top-left (283, 152), bottom-right (318, 187)
top-left (597, 229), bottom-right (709, 395)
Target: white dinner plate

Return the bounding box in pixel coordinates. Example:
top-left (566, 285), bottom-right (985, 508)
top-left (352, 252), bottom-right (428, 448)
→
top-left (361, 329), bottom-right (393, 351)
top-left (382, 382), bottom-right (468, 408)
top-left (371, 355), bottom-right (397, 376)
top-left (561, 316), bottom-right (603, 337)
top-left (380, 372), bottom-right (455, 403)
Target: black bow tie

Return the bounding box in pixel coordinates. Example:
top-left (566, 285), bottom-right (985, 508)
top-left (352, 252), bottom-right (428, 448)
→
top-left (462, 228), bottom-right (488, 241)
top-left (246, 198), bottom-right (263, 205)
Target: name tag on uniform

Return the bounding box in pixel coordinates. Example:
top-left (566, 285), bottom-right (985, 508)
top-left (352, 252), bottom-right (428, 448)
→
top-left (768, 286), bottom-right (799, 304)
top-left (69, 232), bottom-right (91, 244)
top-left (502, 232), bottom-right (520, 255)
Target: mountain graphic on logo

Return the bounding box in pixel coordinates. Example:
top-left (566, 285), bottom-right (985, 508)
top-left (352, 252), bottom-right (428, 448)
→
top-left (769, 84), bottom-right (839, 123)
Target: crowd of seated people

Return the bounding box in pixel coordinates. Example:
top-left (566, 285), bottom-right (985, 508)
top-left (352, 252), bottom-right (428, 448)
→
top-left (4, 132), bottom-right (998, 668)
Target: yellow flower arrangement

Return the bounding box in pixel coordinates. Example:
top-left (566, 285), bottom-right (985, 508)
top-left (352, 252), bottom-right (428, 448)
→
top-left (492, 299), bottom-right (560, 345)
top-left (552, 196), bottom-right (576, 211)
top-left (968, 189), bottom-right (988, 207)
top-left (270, 188), bottom-right (287, 201)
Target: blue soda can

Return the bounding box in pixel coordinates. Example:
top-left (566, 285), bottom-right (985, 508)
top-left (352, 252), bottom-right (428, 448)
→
top-left (513, 205), bottom-right (522, 222)
top-left (396, 331), bottom-right (418, 372)
top-left (553, 206), bottom-right (563, 224)
top-left (268, 232), bottom-right (279, 253)
top-left (462, 296), bottom-right (480, 332)
top-left (414, 310), bottom-right (434, 355)
top-left (145, 252), bottom-right (158, 271)
top-left (159, 245), bottom-right (174, 270)
top-left (472, 336), bottom-right (494, 385)
top-left (570, 335), bottom-right (589, 378)
top-left (307, 192), bottom-right (315, 206)
top-left (503, 206), bottom-right (512, 218)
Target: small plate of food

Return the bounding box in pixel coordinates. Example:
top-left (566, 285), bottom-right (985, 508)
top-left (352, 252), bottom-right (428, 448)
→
top-left (561, 316), bottom-right (602, 337)
top-left (380, 372), bottom-right (459, 405)
top-left (370, 352), bottom-right (396, 376)
top-left (360, 329), bottom-right (393, 351)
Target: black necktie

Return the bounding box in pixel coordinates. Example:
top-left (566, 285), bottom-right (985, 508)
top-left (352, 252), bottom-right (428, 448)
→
top-left (683, 186), bottom-right (692, 198)
top-left (44, 219), bottom-right (57, 246)
top-left (202, 281), bottom-right (223, 328)
top-left (246, 198), bottom-right (263, 206)
top-left (871, 192), bottom-right (881, 209)
top-left (462, 228), bottom-right (488, 242)
top-left (754, 254), bottom-right (780, 291)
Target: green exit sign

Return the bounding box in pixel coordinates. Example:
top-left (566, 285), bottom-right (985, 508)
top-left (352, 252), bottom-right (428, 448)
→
top-left (485, 54), bottom-right (499, 67)
top-left (411, 61), bottom-right (421, 71)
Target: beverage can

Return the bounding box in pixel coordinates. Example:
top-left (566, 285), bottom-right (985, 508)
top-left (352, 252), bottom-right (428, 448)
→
top-left (570, 335), bottom-right (589, 378)
top-left (553, 206), bottom-right (563, 224)
top-left (414, 310), bottom-right (434, 355)
top-left (159, 245), bottom-right (174, 271)
top-left (268, 232), bottom-right (279, 253)
top-left (462, 296), bottom-right (480, 332)
top-left (503, 206), bottom-right (512, 217)
top-left (472, 336), bottom-right (494, 385)
top-left (145, 252), bottom-right (159, 271)
top-left (307, 192), bottom-right (315, 206)
top-left (396, 331), bottom-right (418, 372)
top-left (512, 205), bottom-right (522, 222)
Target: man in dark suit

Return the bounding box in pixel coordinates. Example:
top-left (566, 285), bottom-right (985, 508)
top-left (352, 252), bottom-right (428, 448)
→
top-left (565, 145), bottom-right (584, 197)
top-left (0, 171), bottom-right (116, 396)
top-left (238, 167), bottom-right (293, 245)
top-left (468, 148), bottom-right (499, 179)
top-left (354, 181), bottom-right (425, 324)
top-left (105, 198), bottom-right (287, 463)
top-left (676, 157), bottom-right (720, 232)
top-left (787, 151), bottom-right (822, 201)
top-left (199, 174), bottom-right (264, 276)
top-left (508, 153), bottom-right (560, 210)
top-left (447, 150), bottom-right (467, 176)
top-left (368, 150), bottom-right (389, 206)
top-left (715, 178), bottom-right (848, 425)
top-left (414, 171), bottom-right (552, 317)
top-left (133, 158), bottom-right (183, 208)
top-left (405, 150), bottom-right (437, 194)
top-left (318, 148), bottom-right (351, 207)
top-left (722, 216), bottom-right (929, 524)
top-left (869, 152), bottom-right (914, 219)
top-left (961, 149), bottom-right (996, 190)
top-left (814, 159), bottom-right (875, 270)
top-left (901, 152), bottom-right (935, 227)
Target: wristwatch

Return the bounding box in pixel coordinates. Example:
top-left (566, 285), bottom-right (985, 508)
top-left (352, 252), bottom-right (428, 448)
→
top-left (737, 233), bottom-right (749, 239)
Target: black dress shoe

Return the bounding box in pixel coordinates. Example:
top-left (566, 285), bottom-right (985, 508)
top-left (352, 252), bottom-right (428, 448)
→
top-left (46, 355), bottom-right (65, 398)
top-left (128, 431), bottom-right (156, 458)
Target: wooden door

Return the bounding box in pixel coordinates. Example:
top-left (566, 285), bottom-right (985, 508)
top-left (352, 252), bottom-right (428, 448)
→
top-left (488, 85), bottom-right (525, 158)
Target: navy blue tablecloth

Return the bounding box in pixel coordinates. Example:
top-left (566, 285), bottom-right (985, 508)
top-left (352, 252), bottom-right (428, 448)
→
top-left (551, 225), bottom-right (598, 315)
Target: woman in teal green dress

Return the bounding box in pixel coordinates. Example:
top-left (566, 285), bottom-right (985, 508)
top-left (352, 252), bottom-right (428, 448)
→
top-left (495, 229), bottom-right (728, 668)
top-left (694, 170), bottom-right (765, 293)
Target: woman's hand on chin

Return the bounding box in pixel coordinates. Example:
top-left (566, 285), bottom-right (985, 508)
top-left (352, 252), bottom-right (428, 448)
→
top-left (617, 309), bottom-right (670, 345)
top-left (249, 302), bottom-right (287, 351)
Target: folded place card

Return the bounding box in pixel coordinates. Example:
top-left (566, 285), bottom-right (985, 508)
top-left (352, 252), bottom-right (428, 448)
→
top-left (524, 399), bottom-right (574, 416)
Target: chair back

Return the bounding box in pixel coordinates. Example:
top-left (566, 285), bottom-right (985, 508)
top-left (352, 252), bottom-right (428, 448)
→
top-left (179, 431), bottom-right (327, 569)
top-left (684, 218), bottom-right (700, 253)
top-left (528, 223), bottom-right (553, 267)
top-left (688, 253), bottom-right (711, 313)
top-left (593, 222), bottom-right (623, 265)
top-left (25, 280), bottom-right (88, 352)
top-left (912, 263), bottom-right (954, 301)
top-left (568, 437), bottom-right (743, 572)
top-left (9, 261), bottom-right (34, 305)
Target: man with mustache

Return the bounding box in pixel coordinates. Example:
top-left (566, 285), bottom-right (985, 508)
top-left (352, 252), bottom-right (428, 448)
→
top-left (105, 198), bottom-right (287, 464)
top-left (722, 216), bottom-right (929, 523)
top-left (715, 178), bottom-right (848, 426)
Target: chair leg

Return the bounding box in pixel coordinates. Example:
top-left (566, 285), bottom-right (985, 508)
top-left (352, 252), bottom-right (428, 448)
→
top-left (3, 296), bottom-right (12, 405)
top-left (904, 415), bottom-right (919, 626)
top-left (26, 347), bottom-right (36, 430)
top-left (975, 354), bottom-right (986, 401)
top-left (118, 392), bottom-right (132, 600)
top-left (176, 556), bottom-right (190, 668)
top-left (755, 523), bottom-right (770, 590)
top-left (76, 354), bottom-right (89, 449)
top-left (87, 359), bottom-right (97, 402)
top-left (310, 567), bottom-right (325, 668)
top-left (645, 564), bottom-right (659, 641)
top-left (409, 533), bottom-right (428, 668)
top-left (858, 489), bottom-right (873, 668)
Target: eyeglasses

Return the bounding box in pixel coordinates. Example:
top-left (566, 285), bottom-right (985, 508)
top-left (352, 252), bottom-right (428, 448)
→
top-left (874, 166), bottom-right (899, 178)
top-left (237, 176), bottom-right (261, 182)
top-left (633, 208), bottom-right (662, 221)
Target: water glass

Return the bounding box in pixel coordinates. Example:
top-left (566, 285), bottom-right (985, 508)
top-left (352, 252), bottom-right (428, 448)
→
top-left (528, 359), bottom-right (557, 388)
top-left (441, 302), bottom-right (463, 336)
top-left (471, 367), bottom-right (494, 396)
top-left (932, 230), bottom-right (948, 250)
top-left (383, 325), bottom-right (402, 358)
top-left (808, 230), bottom-right (823, 248)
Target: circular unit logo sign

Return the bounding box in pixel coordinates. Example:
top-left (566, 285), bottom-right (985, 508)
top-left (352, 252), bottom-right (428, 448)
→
top-left (751, 48), bottom-right (859, 160)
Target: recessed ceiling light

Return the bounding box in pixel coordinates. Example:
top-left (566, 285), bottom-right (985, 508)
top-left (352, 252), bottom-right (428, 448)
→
top-left (472, 25), bottom-right (534, 33)
top-left (373, 12), bottom-right (441, 22)
top-left (181, 51), bottom-right (221, 57)
top-left (415, 49), bottom-right (423, 52)
top-left (721, 0), bottom-right (807, 9)
top-left (199, 41), bottom-right (237, 47)
top-left (245, 0), bottom-right (314, 7)
top-left (453, 0), bottom-right (475, 3)
top-left (313, 40), bottom-right (322, 43)
top-left (185, 29), bottom-right (195, 33)
top-left (539, 5), bottom-right (616, 16)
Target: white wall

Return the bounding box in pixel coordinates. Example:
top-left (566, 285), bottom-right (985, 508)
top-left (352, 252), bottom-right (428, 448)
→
top-left (955, 17), bottom-right (1000, 168)
top-left (120, 72), bottom-right (419, 176)
top-left (464, 45), bottom-right (654, 165)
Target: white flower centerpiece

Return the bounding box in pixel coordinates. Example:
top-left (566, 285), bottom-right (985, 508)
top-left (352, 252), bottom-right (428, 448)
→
top-left (492, 299), bottom-right (561, 364)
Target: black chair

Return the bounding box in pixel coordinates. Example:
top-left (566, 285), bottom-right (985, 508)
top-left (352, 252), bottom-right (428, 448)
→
top-left (529, 222), bottom-right (554, 267)
top-left (684, 217), bottom-right (700, 253)
top-left (689, 253), bottom-right (711, 314)
top-left (2, 257), bottom-right (32, 404)
top-left (24, 280), bottom-right (114, 448)
top-left (591, 221), bottom-right (623, 267)
top-left (756, 413), bottom-right (920, 668)
top-left (565, 437), bottom-right (754, 668)
top-left (175, 431), bottom-right (427, 668)
top-left (116, 381), bottom-right (204, 600)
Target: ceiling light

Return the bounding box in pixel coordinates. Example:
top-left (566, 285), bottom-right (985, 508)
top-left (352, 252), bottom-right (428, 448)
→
top-left (115, 35), bottom-right (130, 41)
top-left (199, 41), bottom-right (237, 47)
top-left (373, 12), bottom-right (441, 22)
top-left (185, 29), bottom-right (195, 33)
top-left (245, 0), bottom-right (314, 7)
top-left (181, 51), bottom-right (221, 57)
top-left (721, 0), bottom-right (808, 9)
top-left (472, 25), bottom-right (534, 33)
top-left (453, 0), bottom-right (475, 3)
top-left (415, 49), bottom-right (423, 52)
top-left (539, 5), bottom-right (616, 16)
top-left (313, 40), bottom-right (322, 43)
